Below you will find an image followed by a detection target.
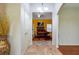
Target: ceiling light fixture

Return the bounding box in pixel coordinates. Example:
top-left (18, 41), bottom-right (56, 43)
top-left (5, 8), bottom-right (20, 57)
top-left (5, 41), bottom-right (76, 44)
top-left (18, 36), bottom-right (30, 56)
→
top-left (37, 3), bottom-right (48, 12)
top-left (38, 14), bottom-right (41, 17)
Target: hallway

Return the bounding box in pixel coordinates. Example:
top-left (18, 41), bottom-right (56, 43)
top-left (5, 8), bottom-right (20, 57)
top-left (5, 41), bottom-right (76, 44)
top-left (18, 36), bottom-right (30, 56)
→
top-left (1, 3), bottom-right (79, 55)
top-left (22, 3), bottom-right (63, 55)
top-left (25, 45), bottom-right (62, 55)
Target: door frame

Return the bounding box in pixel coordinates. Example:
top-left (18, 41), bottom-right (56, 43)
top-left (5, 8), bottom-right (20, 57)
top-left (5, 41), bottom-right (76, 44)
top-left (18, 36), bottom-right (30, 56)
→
top-left (31, 12), bottom-right (53, 45)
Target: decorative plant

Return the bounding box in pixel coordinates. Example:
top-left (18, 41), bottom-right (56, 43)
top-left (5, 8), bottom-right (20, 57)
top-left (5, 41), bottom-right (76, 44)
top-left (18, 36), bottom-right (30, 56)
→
top-left (0, 16), bottom-right (9, 35)
top-left (0, 15), bottom-right (10, 55)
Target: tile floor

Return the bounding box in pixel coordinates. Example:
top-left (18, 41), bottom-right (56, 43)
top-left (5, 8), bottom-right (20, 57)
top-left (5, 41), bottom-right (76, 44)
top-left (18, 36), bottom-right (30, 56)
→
top-left (33, 41), bottom-right (52, 46)
top-left (25, 41), bottom-right (62, 55)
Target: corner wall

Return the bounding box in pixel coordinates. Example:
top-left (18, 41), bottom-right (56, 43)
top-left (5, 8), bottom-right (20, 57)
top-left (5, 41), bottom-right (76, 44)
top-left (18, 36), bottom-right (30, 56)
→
top-left (21, 4), bottom-right (32, 54)
top-left (6, 4), bottom-right (21, 54)
top-left (52, 3), bottom-right (63, 47)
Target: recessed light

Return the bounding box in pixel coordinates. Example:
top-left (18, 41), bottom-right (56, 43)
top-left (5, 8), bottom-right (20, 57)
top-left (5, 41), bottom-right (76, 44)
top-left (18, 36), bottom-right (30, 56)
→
top-left (38, 14), bottom-right (40, 17)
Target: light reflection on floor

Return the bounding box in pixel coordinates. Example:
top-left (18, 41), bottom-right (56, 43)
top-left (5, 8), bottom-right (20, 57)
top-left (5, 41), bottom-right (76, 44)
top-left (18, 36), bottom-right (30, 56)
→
top-left (25, 40), bottom-right (62, 55)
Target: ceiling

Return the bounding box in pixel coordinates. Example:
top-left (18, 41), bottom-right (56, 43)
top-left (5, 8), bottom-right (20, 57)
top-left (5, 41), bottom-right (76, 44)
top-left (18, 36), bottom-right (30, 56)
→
top-left (63, 3), bottom-right (79, 8)
top-left (31, 3), bottom-right (53, 19)
top-left (30, 3), bottom-right (54, 12)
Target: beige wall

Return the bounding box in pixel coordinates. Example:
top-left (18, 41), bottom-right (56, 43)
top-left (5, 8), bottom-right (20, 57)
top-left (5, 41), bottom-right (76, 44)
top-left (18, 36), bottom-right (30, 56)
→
top-left (6, 4), bottom-right (21, 54)
top-left (0, 4), bottom-right (6, 16)
top-left (0, 4), bottom-right (8, 35)
top-left (59, 5), bottom-right (79, 45)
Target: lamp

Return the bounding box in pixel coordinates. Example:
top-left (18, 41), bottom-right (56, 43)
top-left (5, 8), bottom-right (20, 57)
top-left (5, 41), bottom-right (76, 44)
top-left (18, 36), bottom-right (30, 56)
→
top-left (37, 14), bottom-right (41, 17)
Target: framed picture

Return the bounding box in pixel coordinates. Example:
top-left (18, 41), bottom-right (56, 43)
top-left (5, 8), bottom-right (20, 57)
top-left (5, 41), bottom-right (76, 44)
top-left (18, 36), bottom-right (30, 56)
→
top-left (37, 22), bottom-right (44, 26)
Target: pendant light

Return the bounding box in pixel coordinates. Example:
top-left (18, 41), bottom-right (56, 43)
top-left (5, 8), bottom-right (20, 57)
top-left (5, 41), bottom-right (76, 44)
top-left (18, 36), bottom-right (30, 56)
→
top-left (37, 3), bottom-right (48, 12)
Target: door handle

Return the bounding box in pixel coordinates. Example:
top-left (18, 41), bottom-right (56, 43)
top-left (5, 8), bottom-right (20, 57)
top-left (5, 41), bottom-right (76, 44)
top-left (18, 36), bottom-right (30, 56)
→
top-left (24, 32), bottom-right (28, 35)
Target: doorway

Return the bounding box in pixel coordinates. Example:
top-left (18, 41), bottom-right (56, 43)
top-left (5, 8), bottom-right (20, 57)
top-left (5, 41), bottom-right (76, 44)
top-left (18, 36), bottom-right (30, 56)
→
top-left (32, 12), bottom-right (52, 45)
top-left (58, 3), bottom-right (79, 55)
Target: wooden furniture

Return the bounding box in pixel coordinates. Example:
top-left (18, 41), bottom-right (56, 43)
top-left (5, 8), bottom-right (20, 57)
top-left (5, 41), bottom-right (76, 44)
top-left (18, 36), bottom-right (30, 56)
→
top-left (37, 22), bottom-right (47, 37)
top-left (34, 22), bottom-right (51, 40)
top-left (37, 29), bottom-right (48, 38)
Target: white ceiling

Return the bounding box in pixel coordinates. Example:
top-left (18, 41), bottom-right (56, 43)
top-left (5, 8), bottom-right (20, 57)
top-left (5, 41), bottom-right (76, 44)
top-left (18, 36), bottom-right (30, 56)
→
top-left (30, 3), bottom-right (54, 12)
